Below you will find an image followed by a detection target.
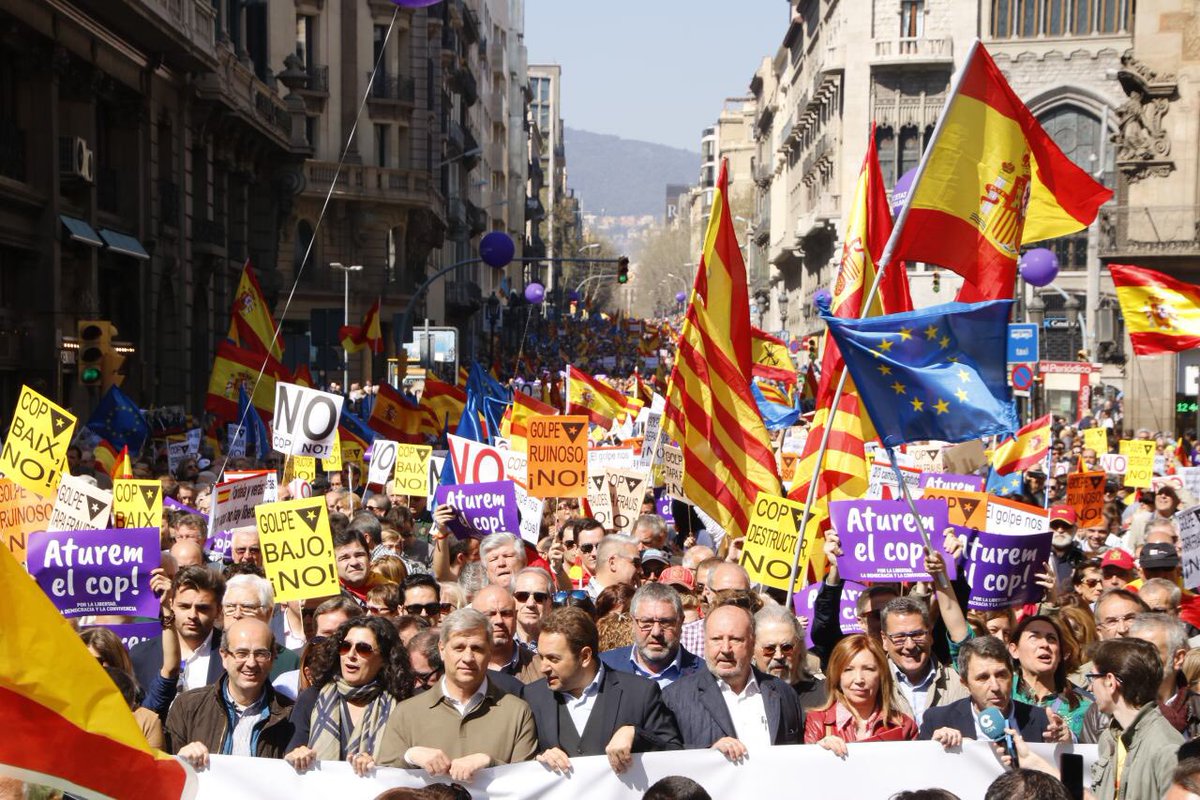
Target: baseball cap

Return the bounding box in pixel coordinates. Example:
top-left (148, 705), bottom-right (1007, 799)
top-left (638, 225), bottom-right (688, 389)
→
top-left (1140, 542), bottom-right (1181, 570)
top-left (641, 549), bottom-right (670, 567)
top-left (657, 565), bottom-right (695, 590)
top-left (1049, 506), bottom-right (1077, 526)
top-left (1101, 548), bottom-right (1135, 571)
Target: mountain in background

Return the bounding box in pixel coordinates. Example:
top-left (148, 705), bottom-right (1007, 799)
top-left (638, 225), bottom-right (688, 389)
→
top-left (564, 128), bottom-right (699, 217)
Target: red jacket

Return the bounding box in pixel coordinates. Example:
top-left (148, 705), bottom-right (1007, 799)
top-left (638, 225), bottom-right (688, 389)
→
top-left (803, 702), bottom-right (919, 744)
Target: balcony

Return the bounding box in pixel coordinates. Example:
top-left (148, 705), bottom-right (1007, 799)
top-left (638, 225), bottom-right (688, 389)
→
top-left (301, 161), bottom-right (440, 209)
top-left (488, 39), bottom-right (505, 68)
top-left (465, 200), bottom-right (487, 237)
top-left (368, 72), bottom-right (415, 104)
top-left (449, 67), bottom-right (478, 107)
top-left (795, 194), bottom-right (840, 240)
top-left (487, 91), bottom-right (505, 121)
top-left (0, 120), bottom-right (26, 182)
top-left (525, 195), bottom-right (545, 221)
top-left (461, 5), bottom-right (480, 45)
top-left (873, 36), bottom-right (953, 65)
top-left (447, 197), bottom-right (468, 238)
top-left (133, 0), bottom-right (218, 69)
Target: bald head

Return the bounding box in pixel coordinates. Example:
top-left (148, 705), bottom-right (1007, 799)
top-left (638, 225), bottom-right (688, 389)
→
top-left (169, 540), bottom-right (204, 568)
top-left (683, 545), bottom-right (715, 570)
top-left (471, 584), bottom-right (517, 648)
top-left (707, 562), bottom-right (750, 592)
top-left (222, 616), bottom-right (273, 648)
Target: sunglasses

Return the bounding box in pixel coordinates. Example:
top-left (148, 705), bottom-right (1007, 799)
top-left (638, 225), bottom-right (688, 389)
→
top-left (761, 642), bottom-right (795, 656)
top-left (513, 591), bottom-right (551, 604)
top-left (554, 590), bottom-right (589, 605)
top-left (579, 543), bottom-right (597, 554)
top-left (562, 540), bottom-right (578, 549)
top-left (405, 602), bottom-right (451, 616)
top-left (414, 667), bottom-right (442, 683)
top-left (339, 640), bottom-right (377, 657)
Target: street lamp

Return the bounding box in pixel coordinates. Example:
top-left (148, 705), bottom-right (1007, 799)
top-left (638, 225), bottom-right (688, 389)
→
top-left (776, 288), bottom-right (790, 330)
top-left (330, 262), bottom-right (363, 393)
top-left (436, 147), bottom-right (482, 168)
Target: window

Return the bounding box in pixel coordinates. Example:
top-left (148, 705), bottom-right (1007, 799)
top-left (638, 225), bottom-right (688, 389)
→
top-left (375, 124), bottom-right (388, 167)
top-left (876, 126), bottom-right (897, 185)
top-left (295, 221), bottom-right (315, 283)
top-left (1073, 0), bottom-right (1092, 33)
top-left (991, 0), bottom-right (1129, 37)
top-left (1034, 105), bottom-right (1111, 269)
top-left (992, 0), bottom-right (1013, 36)
top-left (373, 24), bottom-right (388, 73)
top-left (900, 0), bottom-right (924, 38)
top-left (1016, 0), bottom-right (1037, 37)
top-left (898, 126), bottom-right (921, 179)
top-left (1045, 0), bottom-right (1066, 35)
top-left (296, 15), bottom-right (314, 67)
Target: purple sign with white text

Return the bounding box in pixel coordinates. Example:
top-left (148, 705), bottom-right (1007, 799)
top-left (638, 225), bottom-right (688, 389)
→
top-left (433, 480), bottom-right (520, 539)
top-left (98, 621), bottom-right (163, 651)
top-left (792, 580), bottom-right (866, 648)
top-left (830, 499), bottom-right (954, 583)
top-left (918, 472), bottom-right (985, 493)
top-left (961, 526), bottom-right (1053, 610)
top-left (26, 527), bottom-right (160, 618)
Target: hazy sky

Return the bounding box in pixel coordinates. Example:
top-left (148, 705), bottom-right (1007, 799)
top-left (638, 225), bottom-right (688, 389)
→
top-left (524, 1), bottom-right (787, 152)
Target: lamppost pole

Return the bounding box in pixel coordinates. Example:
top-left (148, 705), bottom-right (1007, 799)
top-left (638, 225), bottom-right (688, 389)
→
top-left (330, 262), bottom-right (363, 393)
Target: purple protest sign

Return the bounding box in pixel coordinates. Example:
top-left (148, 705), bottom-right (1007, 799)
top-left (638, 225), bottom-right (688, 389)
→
top-left (962, 526), bottom-right (1053, 610)
top-left (792, 584), bottom-right (819, 649)
top-left (433, 480), bottom-right (520, 538)
top-left (654, 489), bottom-right (674, 525)
top-left (830, 499), bottom-right (953, 583)
top-left (792, 580), bottom-right (865, 646)
top-left (26, 527), bottom-right (160, 618)
top-left (97, 621), bottom-right (163, 651)
top-left (919, 472), bottom-right (985, 493)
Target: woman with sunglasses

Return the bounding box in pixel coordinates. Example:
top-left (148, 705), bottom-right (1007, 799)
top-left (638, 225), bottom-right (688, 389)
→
top-left (284, 616), bottom-right (416, 776)
top-left (1007, 614), bottom-right (1089, 741)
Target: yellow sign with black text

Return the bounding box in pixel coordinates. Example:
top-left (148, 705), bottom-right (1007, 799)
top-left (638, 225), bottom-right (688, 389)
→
top-left (254, 496), bottom-right (339, 602)
top-left (1, 385), bottom-right (76, 499)
top-left (112, 479), bottom-right (163, 529)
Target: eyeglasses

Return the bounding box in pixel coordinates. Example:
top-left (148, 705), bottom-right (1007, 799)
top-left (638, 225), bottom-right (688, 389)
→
top-left (405, 602), bottom-right (450, 617)
top-left (414, 667), bottom-right (442, 684)
top-left (1098, 613), bottom-right (1139, 629)
top-left (339, 640), bottom-right (377, 657)
top-left (616, 554), bottom-right (642, 570)
top-left (222, 603), bottom-right (265, 615)
top-left (579, 543), bottom-right (597, 554)
top-left (761, 642), bottom-right (796, 656)
top-left (884, 630), bottom-right (929, 646)
top-left (1078, 578), bottom-right (1102, 588)
top-left (633, 616), bottom-right (678, 632)
top-left (513, 591), bottom-right (551, 604)
top-left (224, 648), bottom-right (273, 663)
top-left (554, 590), bottom-right (589, 605)
top-left (1085, 671), bottom-right (1122, 685)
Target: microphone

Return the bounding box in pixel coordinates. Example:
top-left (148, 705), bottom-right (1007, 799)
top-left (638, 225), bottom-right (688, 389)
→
top-left (978, 706), bottom-right (1019, 769)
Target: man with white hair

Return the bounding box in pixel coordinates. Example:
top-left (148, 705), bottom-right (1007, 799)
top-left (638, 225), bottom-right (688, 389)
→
top-left (221, 574), bottom-right (300, 679)
top-left (479, 532), bottom-right (526, 588)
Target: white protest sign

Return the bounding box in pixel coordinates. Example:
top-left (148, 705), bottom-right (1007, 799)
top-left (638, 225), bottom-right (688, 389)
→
top-left (428, 455), bottom-right (446, 501)
top-left (586, 473), bottom-right (615, 530)
top-left (866, 462), bottom-right (922, 500)
top-left (47, 474), bottom-right (112, 531)
top-left (447, 434), bottom-right (508, 484)
top-left (985, 495), bottom-right (1049, 535)
top-left (368, 440), bottom-right (399, 486)
top-left (1181, 467), bottom-right (1200, 500)
top-left (588, 446), bottom-right (635, 476)
top-left (226, 470), bottom-right (278, 502)
top-left (660, 444), bottom-right (686, 501)
top-left (1099, 453), bottom-right (1127, 474)
top-left (638, 412), bottom-right (662, 469)
top-left (513, 483), bottom-right (545, 545)
top-left (186, 428), bottom-right (202, 454)
top-left (226, 424), bottom-right (247, 458)
top-left (272, 383), bottom-right (344, 459)
top-left (607, 468), bottom-right (649, 534)
top-left (211, 473), bottom-right (270, 534)
top-left (167, 441), bottom-right (188, 474)
top-left (781, 427), bottom-right (809, 455)
top-left (1178, 504), bottom-right (1200, 591)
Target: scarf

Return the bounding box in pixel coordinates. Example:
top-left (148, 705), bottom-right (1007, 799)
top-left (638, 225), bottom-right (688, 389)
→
top-left (308, 677), bottom-right (394, 759)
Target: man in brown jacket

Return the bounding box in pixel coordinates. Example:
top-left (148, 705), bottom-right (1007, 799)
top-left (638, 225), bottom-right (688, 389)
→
top-left (165, 618), bottom-right (294, 768)
top-left (378, 608), bottom-right (537, 782)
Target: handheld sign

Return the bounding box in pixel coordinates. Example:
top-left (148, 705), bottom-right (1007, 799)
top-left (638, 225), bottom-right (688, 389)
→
top-left (48, 474), bottom-right (112, 532)
top-left (919, 472), bottom-right (985, 493)
top-left (1119, 440), bottom-right (1155, 488)
top-left (166, 440), bottom-right (188, 474)
top-left (208, 473), bottom-right (270, 560)
top-left (586, 473), bottom-right (615, 530)
top-left (112, 479), bottom-right (163, 529)
top-left (272, 383), bottom-right (344, 459)
top-left (921, 486), bottom-right (989, 530)
top-left (607, 468), bottom-right (649, 533)
top-left (0, 477), bottom-right (53, 563)
top-left (1177, 504), bottom-right (1200, 591)
top-left (1, 385), bottom-right (76, 498)
top-left (527, 415), bottom-right (588, 499)
top-left (393, 444), bottom-right (432, 496)
top-left (660, 444), bottom-right (686, 501)
top-left (367, 440), bottom-right (399, 486)
top-left (1066, 472), bottom-right (1107, 528)
top-left (638, 412), bottom-right (663, 469)
top-left (433, 481), bottom-right (520, 538)
top-left (513, 483), bottom-right (545, 545)
top-left (27, 526), bottom-right (159, 618)
top-left (1083, 427), bottom-right (1107, 454)
top-left (829, 499), bottom-right (954, 583)
top-left (962, 527), bottom-right (1053, 610)
top-left (447, 434), bottom-right (508, 484)
top-left (282, 456), bottom-right (317, 485)
top-left (741, 492), bottom-right (811, 591)
top-left (322, 430), bottom-right (343, 473)
top-left (779, 453), bottom-right (799, 487)
top-left (255, 497), bottom-right (339, 602)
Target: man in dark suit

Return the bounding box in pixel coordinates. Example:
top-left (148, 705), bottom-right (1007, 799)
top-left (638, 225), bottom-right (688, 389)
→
top-left (600, 582), bottom-right (704, 688)
top-left (524, 606), bottom-right (681, 774)
top-left (662, 605), bottom-right (803, 761)
top-left (919, 635), bottom-right (1057, 746)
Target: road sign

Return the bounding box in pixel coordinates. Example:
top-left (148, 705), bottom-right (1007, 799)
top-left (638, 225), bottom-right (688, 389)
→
top-left (1011, 363), bottom-right (1035, 395)
top-left (1006, 324), bottom-right (1039, 363)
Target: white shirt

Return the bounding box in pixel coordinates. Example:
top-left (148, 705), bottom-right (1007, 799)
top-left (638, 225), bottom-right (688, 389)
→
top-left (441, 676), bottom-right (489, 717)
top-left (559, 666), bottom-right (605, 736)
top-left (180, 636), bottom-right (214, 692)
top-left (893, 662), bottom-right (936, 729)
top-left (718, 672), bottom-right (771, 750)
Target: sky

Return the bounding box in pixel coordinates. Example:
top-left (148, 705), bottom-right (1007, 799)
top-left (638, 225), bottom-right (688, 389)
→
top-left (524, 1), bottom-right (787, 152)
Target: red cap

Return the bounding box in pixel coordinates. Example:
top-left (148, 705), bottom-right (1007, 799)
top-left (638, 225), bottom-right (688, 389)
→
top-left (1049, 505), bottom-right (1078, 526)
top-left (1101, 548), bottom-right (1135, 571)
top-left (658, 565), bottom-right (695, 590)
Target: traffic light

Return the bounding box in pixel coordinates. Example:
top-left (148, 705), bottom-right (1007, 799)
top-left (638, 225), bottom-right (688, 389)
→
top-left (806, 337), bottom-right (818, 361)
top-left (617, 257), bottom-right (630, 284)
top-left (931, 268), bottom-right (941, 294)
top-left (77, 320), bottom-right (123, 389)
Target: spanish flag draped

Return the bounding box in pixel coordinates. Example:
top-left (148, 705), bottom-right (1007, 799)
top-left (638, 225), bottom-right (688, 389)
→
top-left (0, 545), bottom-right (193, 799)
top-left (991, 413), bottom-right (1052, 475)
top-left (226, 259), bottom-right (283, 360)
top-left (663, 160), bottom-right (781, 541)
top-left (418, 371), bottom-right (468, 437)
top-left (787, 128), bottom-right (910, 578)
top-left (566, 364), bottom-right (631, 430)
top-left (1109, 263), bottom-right (1200, 355)
top-left (204, 340), bottom-right (286, 422)
top-left (887, 41), bottom-right (1112, 302)
top-left (339, 298), bottom-right (384, 354)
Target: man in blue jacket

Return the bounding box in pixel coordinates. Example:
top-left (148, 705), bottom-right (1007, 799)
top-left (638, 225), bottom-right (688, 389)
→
top-left (600, 582), bottom-right (703, 689)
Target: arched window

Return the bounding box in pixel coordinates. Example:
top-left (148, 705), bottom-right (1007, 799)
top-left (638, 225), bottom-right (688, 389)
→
top-left (1034, 104), bottom-right (1113, 269)
top-left (876, 125), bottom-right (896, 185)
top-left (295, 220), bottom-right (315, 284)
top-left (898, 126), bottom-right (921, 179)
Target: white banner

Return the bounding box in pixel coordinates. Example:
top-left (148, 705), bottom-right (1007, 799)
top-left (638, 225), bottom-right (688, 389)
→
top-left (368, 440), bottom-right (399, 487)
top-left (191, 742), bottom-right (1097, 800)
top-left (272, 383), bottom-right (344, 459)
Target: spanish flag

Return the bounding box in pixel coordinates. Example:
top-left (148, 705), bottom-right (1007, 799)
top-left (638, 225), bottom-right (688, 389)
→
top-left (751, 327), bottom-right (796, 384)
top-left (93, 439), bottom-right (131, 479)
top-left (226, 259), bottom-right (283, 360)
top-left (566, 365), bottom-right (631, 430)
top-left (368, 382), bottom-right (425, 444)
top-left (0, 544), bottom-right (193, 799)
top-left (500, 389), bottom-right (559, 451)
top-left (204, 340), bottom-right (285, 422)
top-left (1109, 263), bottom-right (1200, 355)
top-left (992, 413), bottom-right (1052, 475)
top-left (339, 298), bottom-right (383, 354)
top-left (292, 363), bottom-right (315, 388)
top-left (418, 371), bottom-right (467, 436)
top-left (887, 41), bottom-right (1111, 302)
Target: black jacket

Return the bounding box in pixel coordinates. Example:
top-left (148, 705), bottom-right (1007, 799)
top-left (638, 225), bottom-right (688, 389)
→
top-left (662, 666), bottom-right (803, 749)
top-left (918, 697), bottom-right (1050, 742)
top-left (519, 668), bottom-right (682, 757)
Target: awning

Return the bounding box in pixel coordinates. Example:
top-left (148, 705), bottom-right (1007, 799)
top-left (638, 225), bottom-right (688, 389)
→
top-left (59, 215), bottom-right (103, 247)
top-left (98, 228), bottom-right (150, 260)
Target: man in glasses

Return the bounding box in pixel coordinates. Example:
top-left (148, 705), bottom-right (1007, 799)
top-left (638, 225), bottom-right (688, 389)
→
top-left (753, 605), bottom-right (825, 709)
top-left (401, 574), bottom-right (450, 628)
top-left (585, 534), bottom-right (642, 600)
top-left (472, 584), bottom-right (543, 683)
top-left (221, 574), bottom-right (299, 680)
top-left (1077, 588), bottom-right (1151, 742)
top-left (513, 567), bottom-right (555, 652)
top-left (228, 527), bottom-right (262, 567)
top-left (1047, 505), bottom-right (1086, 593)
top-left (165, 618), bottom-right (295, 768)
top-left (879, 596), bottom-right (969, 729)
top-left (575, 518), bottom-right (607, 590)
top-left (601, 583), bottom-right (703, 688)
top-left (407, 629), bottom-right (445, 694)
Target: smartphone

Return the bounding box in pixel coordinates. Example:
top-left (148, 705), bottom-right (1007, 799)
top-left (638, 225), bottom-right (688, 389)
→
top-left (1060, 753), bottom-right (1083, 800)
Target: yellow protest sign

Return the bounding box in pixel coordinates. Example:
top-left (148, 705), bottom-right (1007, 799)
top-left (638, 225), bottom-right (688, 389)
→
top-left (0, 477), bottom-right (53, 564)
top-left (342, 442), bottom-right (364, 470)
top-left (1120, 440), bottom-right (1155, 488)
top-left (527, 415), bottom-right (588, 499)
top-left (741, 492), bottom-right (809, 591)
top-left (1, 385), bottom-right (76, 499)
top-left (112, 479), bottom-right (163, 529)
top-left (1083, 427), bottom-right (1107, 455)
top-left (393, 444), bottom-right (432, 496)
top-left (1066, 471), bottom-right (1107, 528)
top-left (283, 456), bottom-right (317, 485)
top-left (254, 496), bottom-right (339, 602)
top-left (322, 430), bottom-right (343, 473)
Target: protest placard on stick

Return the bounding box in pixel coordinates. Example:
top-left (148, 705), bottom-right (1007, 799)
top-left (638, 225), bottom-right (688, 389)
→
top-left (255, 497), bottom-right (339, 602)
top-left (27, 527), bottom-right (159, 618)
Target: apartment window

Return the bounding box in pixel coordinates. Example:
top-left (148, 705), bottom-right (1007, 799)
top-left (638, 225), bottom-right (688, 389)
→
top-left (900, 0), bottom-right (924, 37)
top-left (991, 0), bottom-right (1130, 37)
top-left (373, 24), bottom-right (388, 72)
top-left (296, 15), bottom-right (314, 67)
top-left (375, 124), bottom-right (389, 167)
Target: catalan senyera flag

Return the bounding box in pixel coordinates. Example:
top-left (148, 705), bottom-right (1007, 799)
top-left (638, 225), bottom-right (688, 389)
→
top-left (418, 371), bottom-right (467, 436)
top-left (339, 298), bottom-right (384, 354)
top-left (663, 159), bottom-right (781, 541)
top-left (888, 41), bottom-right (1112, 302)
top-left (751, 327), bottom-right (796, 384)
top-left (0, 544), bottom-right (193, 799)
top-left (991, 413), bottom-right (1052, 475)
top-left (1109, 263), bottom-right (1200, 355)
top-left (787, 127), bottom-right (912, 579)
top-left (501, 389), bottom-right (559, 450)
top-left (226, 259), bottom-right (282, 360)
top-left (368, 382), bottom-right (424, 444)
top-left (204, 340), bottom-right (285, 422)
top-left (566, 364), bottom-right (631, 430)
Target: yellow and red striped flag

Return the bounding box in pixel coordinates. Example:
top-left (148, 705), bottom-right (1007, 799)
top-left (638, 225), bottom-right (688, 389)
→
top-left (663, 160), bottom-right (781, 541)
top-left (339, 298), bottom-right (383, 354)
top-left (888, 41), bottom-right (1111, 302)
top-left (788, 127), bottom-right (913, 579)
top-left (566, 364), bottom-right (631, 429)
top-left (1109, 263), bottom-right (1200, 355)
top-left (226, 259), bottom-right (283, 360)
top-left (751, 327), bottom-right (796, 384)
top-left (0, 544), bottom-right (192, 798)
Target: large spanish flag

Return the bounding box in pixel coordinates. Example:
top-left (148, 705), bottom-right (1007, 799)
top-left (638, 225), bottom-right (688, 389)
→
top-left (204, 339), bottom-right (286, 422)
top-left (0, 545), bottom-right (193, 799)
top-left (501, 389), bottom-right (559, 451)
top-left (566, 365), bottom-right (631, 430)
top-left (418, 371), bottom-right (467, 436)
top-left (226, 259), bottom-right (283, 360)
top-left (368, 382), bottom-right (425, 444)
top-left (1110, 263), bottom-right (1200, 355)
top-left (663, 160), bottom-right (781, 540)
top-left (339, 298), bottom-right (384, 354)
top-left (888, 41), bottom-right (1112, 302)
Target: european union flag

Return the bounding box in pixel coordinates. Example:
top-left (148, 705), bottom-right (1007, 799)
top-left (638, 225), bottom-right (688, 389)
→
top-left (237, 384), bottom-right (271, 459)
top-left (986, 467), bottom-right (1024, 497)
top-left (338, 407), bottom-right (377, 448)
top-left (86, 386), bottom-right (150, 453)
top-left (822, 300), bottom-right (1018, 448)
top-left (464, 361), bottom-right (510, 443)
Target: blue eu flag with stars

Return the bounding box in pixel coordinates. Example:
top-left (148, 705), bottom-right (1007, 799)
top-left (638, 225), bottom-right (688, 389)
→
top-left (821, 300), bottom-right (1018, 448)
top-left (986, 468), bottom-right (1025, 497)
top-left (86, 385), bottom-right (150, 453)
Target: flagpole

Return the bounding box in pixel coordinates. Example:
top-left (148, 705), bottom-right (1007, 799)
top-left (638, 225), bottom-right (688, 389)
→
top-left (886, 446), bottom-right (954, 593)
top-left (783, 40), bottom-right (983, 601)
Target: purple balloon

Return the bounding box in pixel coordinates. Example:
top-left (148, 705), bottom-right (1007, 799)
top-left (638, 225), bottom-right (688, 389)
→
top-left (1019, 247), bottom-right (1060, 287)
top-left (813, 288), bottom-right (832, 308)
top-left (675, 291), bottom-right (687, 303)
top-left (525, 282), bottom-right (545, 304)
top-left (890, 168), bottom-right (917, 219)
top-left (479, 231), bottom-right (515, 269)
